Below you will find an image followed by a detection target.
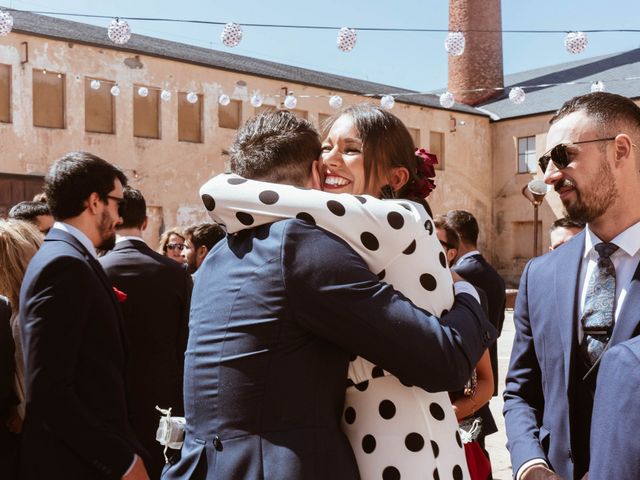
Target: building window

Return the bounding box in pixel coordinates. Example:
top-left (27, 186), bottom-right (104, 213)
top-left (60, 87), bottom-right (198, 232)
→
top-left (85, 78), bottom-right (115, 134)
top-left (290, 109), bottom-right (308, 120)
top-left (408, 128), bottom-right (420, 148)
top-left (33, 69), bottom-right (65, 129)
top-left (133, 86), bottom-right (160, 139)
top-left (518, 136), bottom-right (537, 173)
top-left (178, 92), bottom-right (203, 143)
top-left (0, 64), bottom-right (10, 123)
top-left (219, 99), bottom-right (242, 129)
top-left (430, 131), bottom-right (445, 170)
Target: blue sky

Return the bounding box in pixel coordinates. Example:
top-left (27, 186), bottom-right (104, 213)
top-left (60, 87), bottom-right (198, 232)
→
top-left (2, 0), bottom-right (639, 92)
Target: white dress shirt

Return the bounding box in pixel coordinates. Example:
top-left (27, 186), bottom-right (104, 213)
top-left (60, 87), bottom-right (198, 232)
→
top-left (52, 222), bottom-right (97, 258)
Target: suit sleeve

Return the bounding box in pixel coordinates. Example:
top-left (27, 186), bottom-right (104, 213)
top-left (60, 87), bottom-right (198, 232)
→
top-left (176, 270), bottom-right (192, 383)
top-left (503, 259), bottom-right (548, 474)
top-left (589, 343), bottom-right (640, 480)
top-left (21, 256), bottom-right (134, 478)
top-left (281, 221), bottom-right (496, 393)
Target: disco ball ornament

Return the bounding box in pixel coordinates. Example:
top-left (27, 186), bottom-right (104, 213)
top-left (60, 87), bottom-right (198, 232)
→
top-left (107, 18), bottom-right (131, 45)
top-left (329, 95), bottom-right (343, 109)
top-left (0, 10), bottom-right (14, 37)
top-left (110, 85), bottom-right (121, 96)
top-left (221, 23), bottom-right (243, 48)
top-left (218, 93), bottom-right (230, 106)
top-left (250, 91), bottom-right (264, 108)
top-left (591, 80), bottom-right (606, 93)
top-left (445, 31), bottom-right (465, 56)
top-left (138, 87), bottom-right (149, 97)
top-left (160, 90), bottom-right (172, 102)
top-left (186, 92), bottom-right (199, 104)
top-left (508, 87), bottom-right (526, 104)
top-left (380, 95), bottom-right (395, 110)
top-left (439, 91), bottom-right (455, 109)
top-left (565, 31), bottom-right (588, 54)
top-left (336, 27), bottom-right (357, 53)
top-left (90, 79), bottom-right (101, 90)
top-left (284, 94), bottom-right (297, 109)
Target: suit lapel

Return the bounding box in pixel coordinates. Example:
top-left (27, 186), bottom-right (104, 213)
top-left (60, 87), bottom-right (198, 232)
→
top-left (553, 230), bottom-right (585, 393)
top-left (610, 260), bottom-right (640, 345)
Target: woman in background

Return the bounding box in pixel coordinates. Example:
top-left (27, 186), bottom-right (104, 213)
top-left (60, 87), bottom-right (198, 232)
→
top-left (157, 227), bottom-right (186, 263)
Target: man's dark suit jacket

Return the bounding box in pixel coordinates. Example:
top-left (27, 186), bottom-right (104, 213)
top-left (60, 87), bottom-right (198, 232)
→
top-left (0, 296), bottom-right (19, 478)
top-left (162, 219), bottom-right (496, 480)
top-left (453, 252), bottom-right (506, 396)
top-left (19, 229), bottom-right (146, 479)
top-left (100, 238), bottom-right (192, 478)
top-left (504, 230), bottom-right (640, 480)
top-left (589, 336), bottom-right (640, 480)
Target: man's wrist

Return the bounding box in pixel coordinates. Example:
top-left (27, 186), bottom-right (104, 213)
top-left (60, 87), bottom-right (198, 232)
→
top-left (517, 459), bottom-right (549, 480)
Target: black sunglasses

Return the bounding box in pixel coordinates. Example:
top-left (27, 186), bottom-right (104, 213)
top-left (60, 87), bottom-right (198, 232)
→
top-left (538, 137), bottom-right (616, 173)
top-left (166, 243), bottom-right (185, 251)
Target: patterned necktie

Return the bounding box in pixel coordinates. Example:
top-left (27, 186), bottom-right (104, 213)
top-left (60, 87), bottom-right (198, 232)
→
top-left (580, 242), bottom-right (619, 367)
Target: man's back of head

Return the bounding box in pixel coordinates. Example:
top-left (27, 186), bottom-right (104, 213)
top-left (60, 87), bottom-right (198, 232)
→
top-left (445, 210), bottom-right (479, 249)
top-left (228, 110), bottom-right (321, 186)
top-left (8, 201), bottom-right (54, 233)
top-left (117, 187), bottom-right (147, 233)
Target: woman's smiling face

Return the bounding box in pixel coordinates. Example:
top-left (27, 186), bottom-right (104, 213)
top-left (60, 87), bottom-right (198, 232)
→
top-left (320, 114), bottom-right (380, 196)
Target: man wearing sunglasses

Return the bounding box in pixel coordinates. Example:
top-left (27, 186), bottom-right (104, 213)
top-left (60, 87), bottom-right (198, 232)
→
top-left (504, 92), bottom-right (640, 480)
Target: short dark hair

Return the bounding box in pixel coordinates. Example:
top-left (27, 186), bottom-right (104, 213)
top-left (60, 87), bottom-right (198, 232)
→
top-left (118, 187), bottom-right (147, 229)
top-left (550, 217), bottom-right (585, 232)
top-left (184, 223), bottom-right (225, 251)
top-left (45, 151), bottom-right (127, 220)
top-left (434, 215), bottom-right (460, 250)
top-left (550, 92), bottom-right (640, 137)
top-left (445, 210), bottom-right (479, 245)
top-left (228, 110), bottom-right (321, 185)
top-left (8, 201), bottom-right (51, 222)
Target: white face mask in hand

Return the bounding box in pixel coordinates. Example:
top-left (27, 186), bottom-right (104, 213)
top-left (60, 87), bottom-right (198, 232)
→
top-left (155, 406), bottom-right (186, 462)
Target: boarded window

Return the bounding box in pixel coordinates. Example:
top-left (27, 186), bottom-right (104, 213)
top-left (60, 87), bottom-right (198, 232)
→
top-left (408, 128), bottom-right (420, 148)
top-left (290, 109), bottom-right (308, 120)
top-left (85, 78), bottom-right (114, 134)
top-left (219, 99), bottom-right (242, 129)
top-left (517, 136), bottom-right (537, 173)
top-left (430, 131), bottom-right (445, 170)
top-left (513, 220), bottom-right (543, 258)
top-left (0, 174), bottom-right (45, 218)
top-left (33, 69), bottom-right (65, 128)
top-left (0, 64), bottom-right (10, 123)
top-left (133, 86), bottom-right (160, 139)
top-left (178, 92), bottom-right (203, 143)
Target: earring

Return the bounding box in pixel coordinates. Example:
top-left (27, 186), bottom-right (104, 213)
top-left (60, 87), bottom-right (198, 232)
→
top-left (380, 184), bottom-right (397, 199)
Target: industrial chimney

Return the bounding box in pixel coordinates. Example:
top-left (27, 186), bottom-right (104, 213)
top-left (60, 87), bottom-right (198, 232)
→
top-left (448, 0), bottom-right (504, 106)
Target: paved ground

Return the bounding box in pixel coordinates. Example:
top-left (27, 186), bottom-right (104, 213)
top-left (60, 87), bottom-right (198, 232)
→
top-left (485, 309), bottom-right (515, 479)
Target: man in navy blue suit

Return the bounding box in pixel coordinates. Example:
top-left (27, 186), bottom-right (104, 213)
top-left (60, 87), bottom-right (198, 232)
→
top-left (163, 111), bottom-right (497, 479)
top-left (20, 152), bottom-right (150, 479)
top-left (504, 92), bottom-right (640, 480)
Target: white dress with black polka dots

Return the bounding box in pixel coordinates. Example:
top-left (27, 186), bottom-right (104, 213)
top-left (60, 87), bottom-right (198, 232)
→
top-left (199, 173), bottom-right (470, 480)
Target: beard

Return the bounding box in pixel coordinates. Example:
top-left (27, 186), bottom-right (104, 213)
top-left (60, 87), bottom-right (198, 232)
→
top-left (96, 209), bottom-right (117, 251)
top-left (563, 157), bottom-right (618, 224)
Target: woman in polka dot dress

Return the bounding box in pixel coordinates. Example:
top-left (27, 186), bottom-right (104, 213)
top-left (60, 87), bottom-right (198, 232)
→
top-left (200, 104), bottom-right (471, 480)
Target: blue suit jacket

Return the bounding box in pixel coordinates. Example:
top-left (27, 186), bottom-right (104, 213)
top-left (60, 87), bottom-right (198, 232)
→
top-left (163, 219), bottom-right (495, 480)
top-left (19, 229), bottom-right (145, 479)
top-left (589, 336), bottom-right (640, 480)
top-left (503, 230), bottom-right (640, 479)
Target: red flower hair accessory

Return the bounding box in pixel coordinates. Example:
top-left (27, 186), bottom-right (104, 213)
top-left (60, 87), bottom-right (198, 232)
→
top-left (113, 286), bottom-right (127, 303)
top-left (407, 148), bottom-right (438, 198)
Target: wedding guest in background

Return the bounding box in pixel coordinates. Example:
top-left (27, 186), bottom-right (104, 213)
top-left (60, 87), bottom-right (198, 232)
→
top-left (19, 151), bottom-right (149, 480)
top-left (8, 202), bottom-right (54, 234)
top-left (549, 217), bottom-right (585, 251)
top-left (181, 223), bottom-right (225, 275)
top-left (100, 187), bottom-right (191, 478)
top-left (157, 227), bottom-right (186, 264)
top-left (0, 219), bottom-right (43, 433)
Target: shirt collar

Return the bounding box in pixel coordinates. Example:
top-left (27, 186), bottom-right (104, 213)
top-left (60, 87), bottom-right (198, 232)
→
top-left (52, 221), bottom-right (97, 259)
top-left (583, 220), bottom-right (640, 259)
top-left (456, 250), bottom-right (481, 265)
top-left (116, 235), bottom-right (146, 245)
